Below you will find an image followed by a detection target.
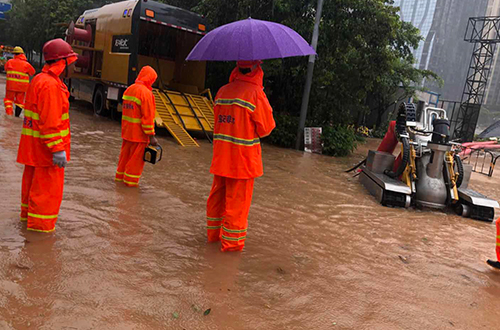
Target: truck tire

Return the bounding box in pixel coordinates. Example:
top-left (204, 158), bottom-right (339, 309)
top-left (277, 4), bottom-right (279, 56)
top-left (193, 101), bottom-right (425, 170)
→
top-left (93, 86), bottom-right (108, 116)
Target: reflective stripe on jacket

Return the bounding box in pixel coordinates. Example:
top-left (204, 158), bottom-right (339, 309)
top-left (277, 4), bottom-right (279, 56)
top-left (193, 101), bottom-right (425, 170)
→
top-left (17, 60), bottom-right (71, 167)
top-left (210, 65), bottom-right (276, 179)
top-left (5, 54), bottom-right (35, 93)
top-left (121, 66), bottom-right (157, 143)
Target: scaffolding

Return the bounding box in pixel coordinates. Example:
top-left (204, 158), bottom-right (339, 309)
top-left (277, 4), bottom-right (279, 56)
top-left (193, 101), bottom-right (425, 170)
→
top-left (453, 16), bottom-right (500, 142)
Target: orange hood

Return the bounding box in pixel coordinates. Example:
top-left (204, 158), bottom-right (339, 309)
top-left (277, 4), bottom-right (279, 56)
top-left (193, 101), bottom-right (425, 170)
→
top-left (229, 64), bottom-right (264, 87)
top-left (15, 54), bottom-right (28, 61)
top-left (42, 55), bottom-right (78, 77)
top-left (136, 66), bottom-right (158, 90)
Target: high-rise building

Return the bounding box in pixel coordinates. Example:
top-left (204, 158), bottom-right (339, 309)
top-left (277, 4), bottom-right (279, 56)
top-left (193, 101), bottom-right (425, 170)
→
top-left (484, 0), bottom-right (500, 108)
top-left (392, 0), bottom-right (490, 101)
top-left (392, 0), bottom-right (438, 70)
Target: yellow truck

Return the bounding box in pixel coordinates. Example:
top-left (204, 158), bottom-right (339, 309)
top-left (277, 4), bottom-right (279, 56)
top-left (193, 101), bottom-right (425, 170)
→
top-left (67, 0), bottom-right (214, 147)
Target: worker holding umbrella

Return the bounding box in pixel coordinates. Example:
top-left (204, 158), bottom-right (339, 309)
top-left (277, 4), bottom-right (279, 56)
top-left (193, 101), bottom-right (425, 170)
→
top-left (187, 18), bottom-right (316, 251)
top-left (206, 60), bottom-right (275, 252)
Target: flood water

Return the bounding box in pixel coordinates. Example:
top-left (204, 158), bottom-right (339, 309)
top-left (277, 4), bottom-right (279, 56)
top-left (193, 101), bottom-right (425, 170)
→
top-left (0, 74), bottom-right (499, 329)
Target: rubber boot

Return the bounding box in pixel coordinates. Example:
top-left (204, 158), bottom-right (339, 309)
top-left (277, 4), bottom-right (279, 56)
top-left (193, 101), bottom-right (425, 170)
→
top-left (15, 106), bottom-right (22, 117)
top-left (486, 259), bottom-right (500, 270)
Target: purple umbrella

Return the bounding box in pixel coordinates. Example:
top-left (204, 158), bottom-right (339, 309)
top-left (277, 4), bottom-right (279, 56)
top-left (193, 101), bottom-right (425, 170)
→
top-left (186, 18), bottom-right (316, 61)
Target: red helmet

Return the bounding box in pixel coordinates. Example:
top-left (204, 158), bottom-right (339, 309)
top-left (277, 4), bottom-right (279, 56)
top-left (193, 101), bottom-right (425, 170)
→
top-left (43, 38), bottom-right (78, 62)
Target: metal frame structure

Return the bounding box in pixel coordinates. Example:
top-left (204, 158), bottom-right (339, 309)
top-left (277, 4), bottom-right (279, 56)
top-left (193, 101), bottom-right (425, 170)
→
top-left (463, 147), bottom-right (500, 177)
top-left (453, 17), bottom-right (500, 142)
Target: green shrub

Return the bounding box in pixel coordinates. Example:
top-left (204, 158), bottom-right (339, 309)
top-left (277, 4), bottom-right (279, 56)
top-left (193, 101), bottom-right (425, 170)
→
top-left (267, 113), bottom-right (299, 149)
top-left (321, 125), bottom-right (358, 157)
top-left (371, 120), bottom-right (390, 139)
top-left (267, 114), bottom-right (359, 157)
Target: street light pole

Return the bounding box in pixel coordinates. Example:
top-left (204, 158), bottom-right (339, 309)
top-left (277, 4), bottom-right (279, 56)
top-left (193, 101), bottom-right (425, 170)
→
top-left (295, 0), bottom-right (324, 150)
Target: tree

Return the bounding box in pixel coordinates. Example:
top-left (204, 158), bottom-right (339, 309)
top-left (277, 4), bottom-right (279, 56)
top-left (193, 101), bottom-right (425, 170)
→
top-left (4, 0), bottom-right (438, 154)
top-left (5, 0), bottom-right (117, 56)
top-left (194, 0), bottom-right (439, 129)
top-left (369, 57), bottom-right (442, 128)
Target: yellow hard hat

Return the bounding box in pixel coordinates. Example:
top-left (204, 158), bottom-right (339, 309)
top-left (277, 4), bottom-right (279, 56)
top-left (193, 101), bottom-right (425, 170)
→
top-left (12, 46), bottom-right (24, 54)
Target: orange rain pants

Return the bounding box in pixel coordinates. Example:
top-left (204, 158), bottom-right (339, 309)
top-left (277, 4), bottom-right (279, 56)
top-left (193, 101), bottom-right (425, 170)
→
top-left (4, 98), bottom-right (13, 115)
top-left (496, 218), bottom-right (500, 261)
top-left (4, 91), bottom-right (26, 116)
top-left (206, 175), bottom-right (254, 252)
top-left (115, 140), bottom-right (148, 187)
top-left (21, 165), bottom-right (65, 233)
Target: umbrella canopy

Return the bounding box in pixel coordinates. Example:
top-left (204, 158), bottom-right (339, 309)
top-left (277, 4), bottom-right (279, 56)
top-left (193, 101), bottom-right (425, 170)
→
top-left (186, 18), bottom-right (316, 61)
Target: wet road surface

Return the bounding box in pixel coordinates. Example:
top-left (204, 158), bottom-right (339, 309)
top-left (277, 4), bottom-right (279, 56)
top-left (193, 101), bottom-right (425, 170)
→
top-left (0, 74), bottom-right (499, 329)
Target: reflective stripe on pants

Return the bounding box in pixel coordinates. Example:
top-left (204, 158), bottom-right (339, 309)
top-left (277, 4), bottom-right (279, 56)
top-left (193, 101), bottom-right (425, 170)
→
top-left (206, 175), bottom-right (254, 252)
top-left (5, 90), bottom-right (26, 106)
top-left (4, 91), bottom-right (25, 116)
top-left (21, 165), bottom-right (65, 233)
top-left (116, 140), bottom-right (147, 187)
top-left (4, 99), bottom-right (13, 116)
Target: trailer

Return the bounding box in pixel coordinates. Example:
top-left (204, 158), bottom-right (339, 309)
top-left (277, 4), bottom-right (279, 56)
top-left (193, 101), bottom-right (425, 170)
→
top-left (67, 0), bottom-right (214, 147)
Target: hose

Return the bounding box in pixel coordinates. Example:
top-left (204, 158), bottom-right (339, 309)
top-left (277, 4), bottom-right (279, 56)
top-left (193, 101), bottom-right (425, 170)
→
top-left (454, 154), bottom-right (464, 188)
top-left (345, 158), bottom-right (366, 173)
top-left (384, 137), bottom-right (410, 178)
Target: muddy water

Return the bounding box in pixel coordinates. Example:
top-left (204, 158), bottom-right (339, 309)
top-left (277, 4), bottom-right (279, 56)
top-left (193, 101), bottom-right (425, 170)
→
top-left (0, 73), bottom-right (499, 330)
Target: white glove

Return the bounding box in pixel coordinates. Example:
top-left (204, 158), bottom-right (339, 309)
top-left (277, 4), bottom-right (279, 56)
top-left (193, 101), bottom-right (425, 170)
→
top-left (53, 151), bottom-right (67, 168)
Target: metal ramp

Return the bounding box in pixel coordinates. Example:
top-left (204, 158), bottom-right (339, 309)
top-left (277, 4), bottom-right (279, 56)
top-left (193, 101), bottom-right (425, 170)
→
top-left (186, 94), bottom-right (215, 130)
top-left (163, 91), bottom-right (214, 133)
top-left (153, 89), bottom-right (199, 147)
top-left (153, 89), bottom-right (216, 147)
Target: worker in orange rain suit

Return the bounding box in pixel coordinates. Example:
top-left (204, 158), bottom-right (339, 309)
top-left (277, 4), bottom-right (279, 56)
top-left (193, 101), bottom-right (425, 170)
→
top-left (206, 60), bottom-right (276, 252)
top-left (17, 39), bottom-right (78, 233)
top-left (115, 66), bottom-right (158, 187)
top-left (487, 218), bottom-right (500, 270)
top-left (4, 47), bottom-right (35, 117)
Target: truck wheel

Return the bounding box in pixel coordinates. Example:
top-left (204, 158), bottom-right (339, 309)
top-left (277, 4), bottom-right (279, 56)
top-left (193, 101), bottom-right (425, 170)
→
top-left (109, 101), bottom-right (121, 121)
top-left (93, 87), bottom-right (108, 116)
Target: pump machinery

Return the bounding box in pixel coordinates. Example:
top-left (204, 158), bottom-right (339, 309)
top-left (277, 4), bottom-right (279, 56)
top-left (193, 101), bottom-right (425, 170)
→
top-left (356, 102), bottom-right (499, 222)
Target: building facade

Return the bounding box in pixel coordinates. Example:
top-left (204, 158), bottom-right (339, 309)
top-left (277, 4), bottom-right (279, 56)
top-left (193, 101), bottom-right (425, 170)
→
top-left (392, 0), bottom-right (491, 102)
top-left (484, 0), bottom-right (500, 109)
top-left (392, 0), bottom-right (438, 70)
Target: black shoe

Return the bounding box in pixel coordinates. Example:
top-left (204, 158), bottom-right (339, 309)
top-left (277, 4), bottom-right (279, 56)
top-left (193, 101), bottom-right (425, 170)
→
top-left (486, 259), bottom-right (500, 270)
top-left (14, 106), bottom-right (22, 117)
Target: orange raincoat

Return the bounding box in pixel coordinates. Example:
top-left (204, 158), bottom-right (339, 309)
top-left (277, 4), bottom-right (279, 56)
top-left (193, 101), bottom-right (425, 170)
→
top-left (115, 66), bottom-right (157, 187)
top-left (4, 54), bottom-right (35, 115)
top-left (207, 62), bottom-right (276, 251)
top-left (17, 58), bottom-right (75, 232)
